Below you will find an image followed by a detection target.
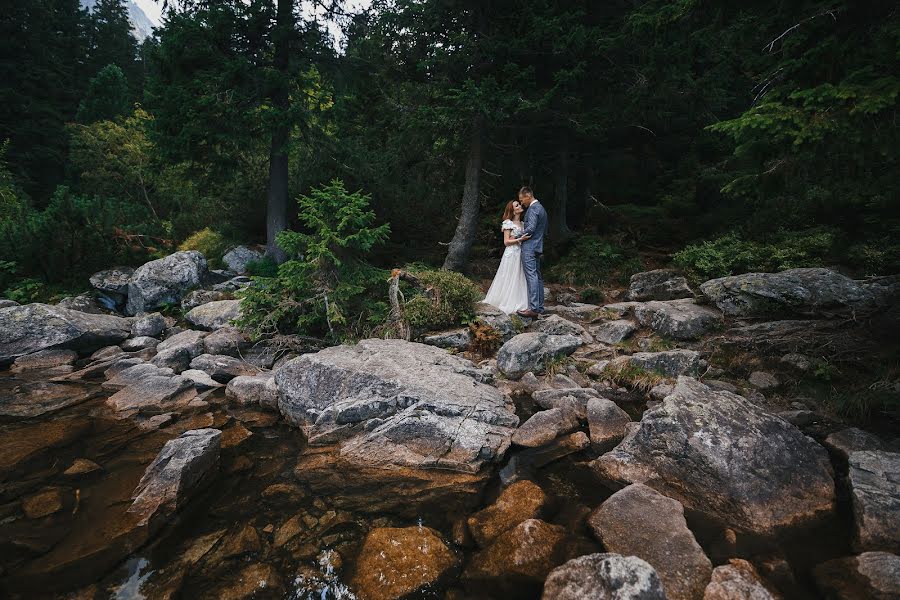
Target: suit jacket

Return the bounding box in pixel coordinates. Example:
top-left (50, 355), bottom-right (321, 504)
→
top-left (522, 200), bottom-right (548, 254)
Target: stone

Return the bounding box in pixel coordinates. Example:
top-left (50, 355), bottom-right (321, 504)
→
top-left (512, 408), bottom-right (581, 448)
top-left (542, 553), bottom-right (666, 600)
top-left (121, 336), bottom-right (159, 351)
top-left (151, 347), bottom-right (192, 373)
top-left (214, 563), bottom-right (283, 600)
top-left (588, 484), bottom-right (712, 600)
top-left (179, 289), bottom-right (230, 311)
top-left (0, 299), bottom-right (19, 308)
top-left (464, 519), bottom-right (571, 582)
top-left (780, 353), bottom-right (813, 371)
top-left (600, 302), bottom-right (639, 319)
top-left (531, 314), bottom-right (594, 343)
top-left (748, 371), bottom-right (780, 390)
top-left (586, 398), bottom-right (631, 452)
top-left (90, 345), bottom-right (123, 361)
top-left (0, 380), bottom-right (98, 418)
top-left (605, 349), bottom-right (702, 378)
top-left (704, 380), bottom-right (738, 393)
top-left (226, 374), bottom-right (277, 409)
top-left (64, 458), bottom-right (102, 477)
top-left (273, 514), bottom-right (303, 547)
top-left (700, 267), bottom-right (877, 318)
top-left (634, 299), bottom-right (723, 340)
top-left (157, 329), bottom-right (208, 357)
top-left (591, 320), bottom-right (637, 344)
top-left (90, 266), bottom-right (134, 295)
top-left (22, 487), bottom-right (65, 518)
top-left (185, 299), bottom-right (243, 331)
top-left (547, 303), bottom-right (602, 320)
top-left (222, 245), bottom-right (264, 274)
top-left (212, 276), bottom-right (252, 292)
top-left (131, 312), bottom-right (166, 338)
top-left (703, 559), bottom-right (777, 600)
top-left (467, 480), bottom-right (548, 546)
top-left (106, 373), bottom-right (198, 415)
top-left (181, 369), bottom-right (223, 389)
top-left (648, 383), bottom-right (674, 401)
top-left (532, 387), bottom-right (603, 419)
top-left (496, 333), bottom-right (583, 379)
top-left (626, 269), bottom-right (694, 301)
top-left (129, 428), bottom-right (221, 529)
top-left (0, 303), bottom-right (132, 365)
top-left (814, 552), bottom-right (900, 600)
top-left (218, 525), bottom-right (261, 559)
top-left (126, 251), bottom-right (208, 316)
top-left (202, 326), bottom-right (248, 357)
top-left (189, 353), bottom-right (259, 382)
top-left (592, 377), bottom-right (836, 537)
top-left (10, 348), bottom-right (78, 372)
top-left (423, 328), bottom-right (471, 351)
top-left (848, 451), bottom-right (900, 552)
top-left (352, 526), bottom-right (458, 600)
top-left (776, 410), bottom-right (818, 427)
top-left (824, 428), bottom-right (884, 462)
top-left (56, 293), bottom-right (109, 314)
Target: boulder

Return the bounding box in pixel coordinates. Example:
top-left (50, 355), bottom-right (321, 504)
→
top-left (542, 553), bottom-right (666, 600)
top-left (181, 369), bottom-right (223, 389)
top-left (89, 266), bottom-right (134, 296)
top-left (700, 268), bottom-right (877, 318)
top-left (591, 320), bottom-right (636, 344)
top-left (531, 314), bottom-right (594, 343)
top-left (150, 347), bottom-right (192, 373)
top-left (423, 328), bottom-right (471, 351)
top-left (532, 387), bottom-right (603, 419)
top-left (496, 333), bottom-right (583, 379)
top-left (202, 326), bottom-right (248, 357)
top-left (131, 312), bottom-right (166, 338)
top-left (157, 329), bottom-right (207, 357)
top-left (748, 371), bottom-right (780, 391)
top-left (106, 370), bottom-right (198, 415)
top-left (848, 451), bottom-right (900, 552)
top-left (464, 519), bottom-right (571, 582)
top-left (600, 302), bottom-right (639, 319)
top-left (185, 299), bottom-right (243, 331)
top-left (129, 428), bottom-right (221, 529)
top-left (592, 377), bottom-right (836, 537)
top-left (814, 552), bottom-right (900, 600)
top-left (588, 484), bottom-right (712, 600)
top-left (121, 336), bottom-right (159, 352)
top-left (605, 349), bottom-right (702, 378)
top-left (474, 302), bottom-right (517, 342)
top-left (104, 362), bottom-right (174, 389)
top-left (626, 269), bottom-right (694, 301)
top-left (352, 526), bottom-right (458, 600)
top-left (10, 348), bottom-right (78, 372)
top-left (0, 303), bottom-right (132, 365)
top-left (512, 407), bottom-right (580, 448)
top-left (586, 398), bottom-right (631, 452)
top-left (189, 353), bottom-right (259, 383)
top-left (703, 559), bottom-right (777, 600)
top-left (634, 299), bottom-right (722, 340)
top-left (56, 293), bottom-right (109, 315)
top-left (467, 480), bottom-right (548, 547)
top-left (225, 374), bottom-right (277, 409)
top-left (126, 251), bottom-right (208, 316)
top-left (179, 289), bottom-right (229, 311)
top-left (547, 302), bottom-right (601, 320)
top-left (222, 245), bottom-right (264, 274)
top-left (823, 428), bottom-right (884, 462)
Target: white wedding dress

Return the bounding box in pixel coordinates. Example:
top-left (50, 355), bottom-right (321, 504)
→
top-left (483, 219), bottom-right (529, 314)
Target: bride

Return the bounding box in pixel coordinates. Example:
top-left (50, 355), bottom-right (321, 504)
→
top-left (483, 200), bottom-right (529, 314)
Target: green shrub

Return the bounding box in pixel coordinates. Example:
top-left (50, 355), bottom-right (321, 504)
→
top-left (403, 268), bottom-right (483, 331)
top-left (238, 179), bottom-right (390, 341)
top-left (245, 256), bottom-right (278, 277)
top-left (178, 227), bottom-right (229, 267)
top-left (673, 229), bottom-right (837, 281)
top-left (547, 235), bottom-right (642, 287)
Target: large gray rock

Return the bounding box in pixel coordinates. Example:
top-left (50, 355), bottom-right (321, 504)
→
top-left (512, 407), bottom-right (580, 448)
top-left (824, 428), bottom-right (884, 462)
top-left (106, 372), bottom-right (198, 415)
top-left (814, 552), bottom-right (900, 600)
top-left (587, 398), bottom-right (631, 452)
top-left (605, 349), bottom-right (702, 378)
top-left (128, 428), bottom-right (221, 529)
top-left (131, 312), bottom-right (166, 338)
top-left (157, 329), bottom-right (207, 356)
top-left (185, 299), bottom-right (243, 331)
top-left (588, 484), bottom-right (712, 600)
top-left (189, 353), bottom-right (259, 383)
top-left (202, 326), bottom-right (248, 357)
top-left (474, 302), bottom-right (517, 342)
top-left (0, 299), bottom-right (19, 309)
top-left (848, 451), bottom-right (900, 553)
top-left (700, 267), bottom-right (877, 318)
top-left (533, 388), bottom-right (603, 418)
top-left (150, 347), bottom-right (192, 374)
top-left (89, 266), bottom-right (134, 296)
top-left (275, 339), bottom-right (517, 473)
top-left (423, 328), bottom-right (471, 351)
top-left (542, 553), bottom-right (666, 600)
top-left (121, 336), bottom-right (159, 352)
top-left (634, 299), bottom-right (723, 341)
top-left (592, 377), bottom-right (836, 537)
top-left (225, 374), bottom-right (277, 409)
top-left (222, 245), bottom-right (264, 274)
top-left (126, 251), bottom-right (208, 316)
top-left (627, 270), bottom-right (693, 301)
top-left (56, 293), bottom-right (109, 315)
top-left (531, 315), bottom-right (594, 343)
top-left (591, 320), bottom-right (636, 344)
top-left (497, 332), bottom-right (583, 379)
top-left (0, 303), bottom-right (132, 365)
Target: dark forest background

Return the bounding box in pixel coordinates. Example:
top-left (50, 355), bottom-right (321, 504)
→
top-left (1, 0), bottom-right (898, 302)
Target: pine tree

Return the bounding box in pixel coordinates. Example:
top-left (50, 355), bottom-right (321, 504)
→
top-left (76, 64), bottom-right (131, 123)
top-left (85, 0), bottom-right (141, 94)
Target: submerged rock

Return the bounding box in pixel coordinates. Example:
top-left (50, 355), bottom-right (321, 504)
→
top-left (496, 332), bottom-right (583, 379)
top-left (588, 484), bottom-right (712, 600)
top-left (467, 480), bottom-right (548, 547)
top-left (848, 451), bottom-right (900, 552)
top-left (627, 269), bottom-right (694, 302)
top-left (185, 299), bottom-right (243, 330)
top-left (592, 377), bottom-right (835, 537)
top-left (814, 551), bottom-right (900, 600)
top-left (128, 428), bottom-right (221, 529)
top-left (89, 266), bottom-right (134, 296)
top-left (352, 526), bottom-right (458, 600)
top-left (634, 299), bottom-right (722, 340)
top-left (542, 553), bottom-right (666, 600)
top-left (126, 251), bottom-right (208, 316)
top-left (703, 559), bottom-right (777, 600)
top-left (464, 518), bottom-right (572, 583)
top-left (0, 380), bottom-right (98, 418)
top-left (0, 303), bottom-right (132, 365)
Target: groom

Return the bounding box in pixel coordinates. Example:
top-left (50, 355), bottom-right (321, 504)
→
top-left (516, 186), bottom-right (547, 319)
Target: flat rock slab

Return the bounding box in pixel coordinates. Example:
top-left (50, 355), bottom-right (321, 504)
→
top-left (606, 349), bottom-right (702, 378)
top-left (848, 451), bottom-right (900, 552)
top-left (497, 332), bottom-right (583, 379)
top-left (588, 484), bottom-right (712, 600)
top-left (634, 299), bottom-right (722, 340)
top-left (591, 320), bottom-right (637, 344)
top-left (592, 377), bottom-right (836, 537)
top-left (0, 303), bottom-right (132, 365)
top-left (627, 269), bottom-right (694, 301)
top-left (814, 551), bottom-right (900, 600)
top-left (126, 251), bottom-right (208, 316)
top-left (542, 553), bottom-right (666, 600)
top-left (0, 381), bottom-right (100, 418)
top-left (467, 480), bottom-right (548, 547)
top-left (10, 348), bottom-right (78, 372)
top-left (531, 315), bottom-right (593, 342)
top-left (185, 300), bottom-right (243, 331)
top-left (700, 267), bottom-right (877, 318)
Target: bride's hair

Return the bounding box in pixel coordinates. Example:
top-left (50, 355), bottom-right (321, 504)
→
top-left (502, 200), bottom-right (518, 222)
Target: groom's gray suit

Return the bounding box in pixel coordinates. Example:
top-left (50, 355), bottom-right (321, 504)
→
top-left (521, 200), bottom-right (548, 313)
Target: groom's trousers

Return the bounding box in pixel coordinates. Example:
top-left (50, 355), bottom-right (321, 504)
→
top-left (522, 249), bottom-right (544, 313)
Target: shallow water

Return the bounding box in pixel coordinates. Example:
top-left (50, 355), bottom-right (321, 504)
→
top-left (0, 370), bottom-right (854, 599)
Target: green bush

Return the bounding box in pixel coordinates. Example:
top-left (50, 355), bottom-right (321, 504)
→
top-left (178, 227), bottom-right (229, 267)
top-left (546, 235), bottom-right (642, 287)
top-left (238, 179), bottom-right (390, 341)
top-left (403, 269), bottom-right (483, 331)
top-left (673, 229), bottom-right (837, 281)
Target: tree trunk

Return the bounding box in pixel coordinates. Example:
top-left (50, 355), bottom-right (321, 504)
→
top-left (265, 0), bottom-right (292, 263)
top-left (551, 138), bottom-right (573, 245)
top-left (442, 114), bottom-right (486, 272)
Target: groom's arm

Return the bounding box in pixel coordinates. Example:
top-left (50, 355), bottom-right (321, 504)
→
top-left (522, 207), bottom-right (537, 237)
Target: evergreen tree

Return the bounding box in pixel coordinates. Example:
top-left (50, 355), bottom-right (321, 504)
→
top-left (85, 0), bottom-right (141, 95)
top-left (76, 64), bottom-right (131, 123)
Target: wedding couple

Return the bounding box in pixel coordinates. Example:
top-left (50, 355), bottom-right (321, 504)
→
top-left (483, 186), bottom-right (547, 319)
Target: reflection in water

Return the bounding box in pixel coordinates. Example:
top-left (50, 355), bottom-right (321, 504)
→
top-left (113, 557), bottom-right (152, 600)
